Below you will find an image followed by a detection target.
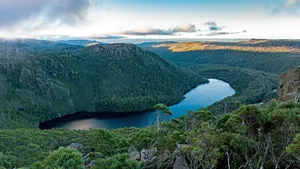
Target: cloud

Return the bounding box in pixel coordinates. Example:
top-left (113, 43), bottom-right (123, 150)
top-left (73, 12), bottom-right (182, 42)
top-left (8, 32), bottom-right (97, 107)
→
top-left (120, 24), bottom-right (198, 36)
top-left (268, 0), bottom-right (300, 15)
top-left (120, 28), bottom-right (174, 36)
top-left (286, 0), bottom-right (300, 6)
top-left (199, 30), bottom-right (247, 36)
top-left (34, 34), bottom-right (126, 40)
top-left (0, 0), bottom-right (96, 28)
top-left (172, 24), bottom-right (197, 33)
top-left (204, 21), bottom-right (224, 31)
top-left (85, 35), bottom-right (125, 40)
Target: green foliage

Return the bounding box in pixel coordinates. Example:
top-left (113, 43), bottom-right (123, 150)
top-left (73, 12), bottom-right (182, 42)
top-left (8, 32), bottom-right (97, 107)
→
top-left (0, 128), bottom-right (130, 168)
top-left (180, 122), bottom-right (221, 169)
top-left (154, 103), bottom-right (172, 116)
top-left (3, 40), bottom-right (300, 169)
top-left (92, 153), bottom-right (142, 169)
top-left (0, 40), bottom-right (206, 128)
top-left (130, 128), bottom-right (157, 150)
top-left (30, 147), bottom-right (84, 169)
top-left (287, 134), bottom-right (300, 156)
top-left (143, 44), bottom-right (282, 113)
top-left (143, 42), bottom-right (300, 74)
top-left (195, 65), bottom-right (278, 114)
top-left (0, 153), bottom-right (18, 169)
top-left (1, 102), bottom-right (300, 168)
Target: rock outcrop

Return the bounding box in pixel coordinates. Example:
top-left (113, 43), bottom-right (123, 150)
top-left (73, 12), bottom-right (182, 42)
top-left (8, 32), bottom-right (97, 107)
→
top-left (128, 147), bottom-right (157, 162)
top-left (173, 144), bottom-right (188, 169)
top-left (129, 145), bottom-right (189, 168)
top-left (129, 147), bottom-right (141, 161)
top-left (68, 143), bottom-right (96, 169)
top-left (278, 67), bottom-right (300, 101)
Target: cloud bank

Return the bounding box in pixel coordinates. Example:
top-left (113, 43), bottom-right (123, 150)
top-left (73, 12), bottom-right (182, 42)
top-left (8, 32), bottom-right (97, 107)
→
top-left (120, 28), bottom-right (174, 36)
top-left (200, 30), bottom-right (247, 36)
top-left (120, 24), bottom-right (197, 36)
top-left (119, 22), bottom-right (247, 37)
top-left (286, 0), bottom-right (300, 6)
top-left (85, 35), bottom-right (125, 40)
top-left (0, 0), bottom-right (95, 28)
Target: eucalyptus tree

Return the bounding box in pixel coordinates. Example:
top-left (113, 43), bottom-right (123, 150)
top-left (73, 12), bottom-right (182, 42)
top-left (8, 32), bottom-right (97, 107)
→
top-left (154, 103), bottom-right (172, 131)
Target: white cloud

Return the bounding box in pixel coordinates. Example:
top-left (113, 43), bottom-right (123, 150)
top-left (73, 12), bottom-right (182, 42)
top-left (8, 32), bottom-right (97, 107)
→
top-left (119, 24), bottom-right (198, 36)
top-left (172, 24), bottom-right (197, 33)
top-left (0, 0), bottom-right (96, 29)
top-left (286, 0), bottom-right (300, 6)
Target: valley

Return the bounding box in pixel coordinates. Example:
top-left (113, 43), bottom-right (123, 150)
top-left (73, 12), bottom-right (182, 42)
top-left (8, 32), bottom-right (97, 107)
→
top-left (1, 39), bottom-right (300, 169)
top-left (3, 0), bottom-right (300, 168)
top-left (40, 79), bottom-right (235, 130)
top-left (0, 40), bottom-right (206, 129)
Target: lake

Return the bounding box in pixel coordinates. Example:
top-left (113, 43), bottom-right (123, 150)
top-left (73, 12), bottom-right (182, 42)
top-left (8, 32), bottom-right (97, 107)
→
top-left (42, 79), bottom-right (235, 130)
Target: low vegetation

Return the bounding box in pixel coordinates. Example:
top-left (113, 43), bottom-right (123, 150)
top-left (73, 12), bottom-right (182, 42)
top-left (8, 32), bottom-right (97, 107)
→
top-left (1, 102), bottom-right (300, 168)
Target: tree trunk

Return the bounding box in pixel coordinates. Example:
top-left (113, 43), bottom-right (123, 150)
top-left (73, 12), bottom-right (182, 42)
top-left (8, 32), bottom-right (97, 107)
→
top-left (156, 111), bottom-right (160, 131)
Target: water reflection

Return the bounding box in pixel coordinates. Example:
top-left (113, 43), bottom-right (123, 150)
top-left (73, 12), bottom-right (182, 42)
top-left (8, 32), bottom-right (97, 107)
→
top-left (56, 79), bottom-right (235, 130)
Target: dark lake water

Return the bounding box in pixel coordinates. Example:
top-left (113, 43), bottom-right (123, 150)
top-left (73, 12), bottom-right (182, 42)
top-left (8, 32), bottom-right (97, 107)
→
top-left (47, 79), bottom-right (235, 130)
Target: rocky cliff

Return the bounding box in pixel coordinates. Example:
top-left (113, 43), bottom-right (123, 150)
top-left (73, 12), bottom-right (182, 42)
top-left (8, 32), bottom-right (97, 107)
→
top-left (277, 67), bottom-right (300, 101)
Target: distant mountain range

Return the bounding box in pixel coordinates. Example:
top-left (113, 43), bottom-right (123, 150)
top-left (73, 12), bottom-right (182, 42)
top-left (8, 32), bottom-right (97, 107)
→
top-left (140, 39), bottom-right (300, 74)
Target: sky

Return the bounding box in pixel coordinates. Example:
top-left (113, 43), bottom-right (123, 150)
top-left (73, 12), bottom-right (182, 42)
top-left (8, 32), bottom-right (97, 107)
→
top-left (0, 0), bottom-right (300, 40)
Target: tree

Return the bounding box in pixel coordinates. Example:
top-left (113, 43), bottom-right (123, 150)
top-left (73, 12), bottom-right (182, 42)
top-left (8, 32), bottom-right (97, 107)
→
top-left (92, 153), bottom-right (141, 169)
top-left (180, 122), bottom-right (220, 169)
top-left (286, 134), bottom-right (300, 167)
top-left (287, 134), bottom-right (300, 157)
top-left (30, 147), bottom-right (84, 169)
top-left (154, 103), bottom-right (172, 131)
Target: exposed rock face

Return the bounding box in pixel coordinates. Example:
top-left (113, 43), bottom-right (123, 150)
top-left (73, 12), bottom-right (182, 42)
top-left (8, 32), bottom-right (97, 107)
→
top-left (68, 143), bottom-right (85, 152)
top-left (67, 143), bottom-right (95, 169)
top-left (277, 67), bottom-right (300, 101)
top-left (141, 147), bottom-right (157, 162)
top-left (129, 147), bottom-right (141, 161)
top-left (19, 67), bottom-right (33, 84)
top-left (128, 147), bottom-right (157, 162)
top-left (173, 144), bottom-right (188, 169)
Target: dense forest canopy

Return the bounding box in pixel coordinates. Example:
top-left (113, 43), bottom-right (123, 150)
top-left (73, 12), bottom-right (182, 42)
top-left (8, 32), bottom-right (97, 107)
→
top-left (140, 40), bottom-right (300, 74)
top-left (1, 0), bottom-right (300, 167)
top-left (139, 40), bottom-right (300, 113)
top-left (0, 39), bottom-right (206, 128)
top-left (1, 39), bottom-right (300, 168)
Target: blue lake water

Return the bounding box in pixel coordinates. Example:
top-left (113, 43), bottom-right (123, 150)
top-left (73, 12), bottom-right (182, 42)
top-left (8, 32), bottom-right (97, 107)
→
top-left (56, 79), bottom-right (235, 130)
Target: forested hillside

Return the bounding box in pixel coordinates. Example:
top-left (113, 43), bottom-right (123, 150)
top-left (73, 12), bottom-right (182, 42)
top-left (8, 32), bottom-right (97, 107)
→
top-left (140, 40), bottom-right (300, 74)
top-left (1, 39), bottom-right (300, 169)
top-left (191, 65), bottom-right (278, 114)
top-left (0, 39), bottom-right (206, 128)
top-left (1, 102), bottom-right (300, 169)
top-left (139, 40), bottom-right (300, 113)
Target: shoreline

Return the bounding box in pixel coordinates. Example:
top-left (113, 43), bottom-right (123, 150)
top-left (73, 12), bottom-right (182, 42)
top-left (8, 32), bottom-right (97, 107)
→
top-left (39, 80), bottom-right (210, 130)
